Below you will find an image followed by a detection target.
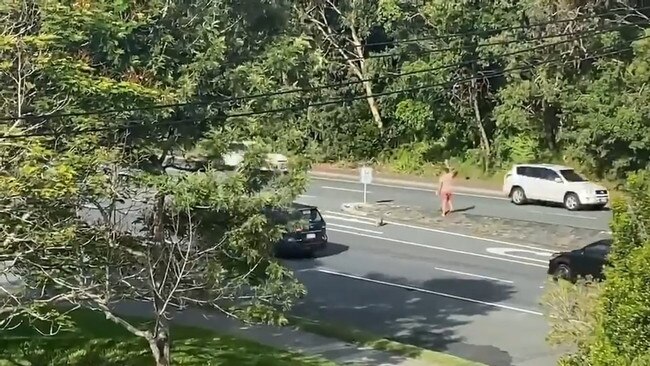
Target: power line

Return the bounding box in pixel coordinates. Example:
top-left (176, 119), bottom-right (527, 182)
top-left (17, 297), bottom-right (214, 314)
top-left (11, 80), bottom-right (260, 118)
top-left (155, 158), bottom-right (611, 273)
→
top-left (206, 6), bottom-right (650, 78)
top-left (356, 25), bottom-right (630, 61)
top-left (1, 36), bottom-right (643, 140)
top-left (360, 6), bottom-right (650, 48)
top-left (0, 26), bottom-right (628, 123)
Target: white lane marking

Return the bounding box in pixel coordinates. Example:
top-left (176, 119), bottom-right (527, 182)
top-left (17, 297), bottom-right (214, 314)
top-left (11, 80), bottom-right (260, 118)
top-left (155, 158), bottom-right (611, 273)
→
top-left (325, 211), bottom-right (551, 252)
top-left (299, 194), bottom-right (317, 198)
top-left (321, 185), bottom-right (371, 193)
top-left (433, 267), bottom-right (514, 284)
top-left (312, 177), bottom-right (508, 200)
top-left (485, 248), bottom-right (551, 264)
top-left (528, 209), bottom-right (597, 220)
top-left (323, 214), bottom-right (377, 226)
top-left (328, 223), bottom-right (383, 234)
top-left (314, 268), bottom-right (543, 316)
top-left (327, 228), bottom-right (547, 268)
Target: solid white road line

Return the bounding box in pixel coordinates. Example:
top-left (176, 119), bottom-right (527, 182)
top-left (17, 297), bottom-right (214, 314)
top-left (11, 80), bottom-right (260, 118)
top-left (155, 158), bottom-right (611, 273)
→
top-left (485, 248), bottom-right (551, 264)
top-left (325, 210), bottom-right (552, 252)
top-left (312, 176), bottom-right (508, 200)
top-left (321, 185), bottom-right (371, 193)
top-left (328, 223), bottom-right (383, 234)
top-left (527, 209), bottom-right (597, 220)
top-left (314, 268), bottom-right (543, 316)
top-left (298, 194), bottom-right (317, 198)
top-left (323, 214), bottom-right (377, 226)
top-left (327, 227), bottom-right (548, 268)
top-left (433, 267), bottom-right (514, 284)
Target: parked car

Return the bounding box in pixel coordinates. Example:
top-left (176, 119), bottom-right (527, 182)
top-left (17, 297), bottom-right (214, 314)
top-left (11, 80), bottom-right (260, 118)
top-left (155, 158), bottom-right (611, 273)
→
top-left (502, 164), bottom-right (609, 211)
top-left (271, 204), bottom-right (328, 258)
top-left (222, 141), bottom-right (289, 173)
top-left (547, 238), bottom-right (612, 282)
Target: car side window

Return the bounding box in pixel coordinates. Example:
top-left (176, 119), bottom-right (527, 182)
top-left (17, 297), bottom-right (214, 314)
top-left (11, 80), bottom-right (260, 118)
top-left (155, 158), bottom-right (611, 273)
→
top-left (584, 243), bottom-right (610, 258)
top-left (516, 166), bottom-right (528, 176)
top-left (527, 167), bottom-right (545, 179)
top-left (517, 166), bottom-right (539, 178)
top-left (540, 168), bottom-right (561, 181)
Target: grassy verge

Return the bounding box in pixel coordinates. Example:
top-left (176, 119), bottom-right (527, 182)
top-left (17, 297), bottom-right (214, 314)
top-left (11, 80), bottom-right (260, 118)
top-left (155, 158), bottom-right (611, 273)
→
top-left (0, 310), bottom-right (335, 366)
top-left (328, 160), bottom-right (627, 197)
top-left (289, 316), bottom-right (486, 366)
top-left (328, 161), bottom-right (508, 190)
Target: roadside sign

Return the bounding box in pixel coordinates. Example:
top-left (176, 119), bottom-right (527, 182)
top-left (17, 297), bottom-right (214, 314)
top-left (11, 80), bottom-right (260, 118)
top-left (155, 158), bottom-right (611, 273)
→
top-left (360, 167), bottom-right (373, 184)
top-left (360, 167), bottom-right (373, 203)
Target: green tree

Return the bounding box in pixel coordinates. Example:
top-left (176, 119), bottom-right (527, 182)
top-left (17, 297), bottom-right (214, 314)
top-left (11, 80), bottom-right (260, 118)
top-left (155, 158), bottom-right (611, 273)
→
top-left (0, 2), bottom-right (307, 366)
top-left (542, 171), bottom-right (650, 366)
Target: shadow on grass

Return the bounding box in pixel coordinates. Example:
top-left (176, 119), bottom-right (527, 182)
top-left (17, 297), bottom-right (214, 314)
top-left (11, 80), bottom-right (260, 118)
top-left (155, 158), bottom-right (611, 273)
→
top-left (0, 310), bottom-right (333, 366)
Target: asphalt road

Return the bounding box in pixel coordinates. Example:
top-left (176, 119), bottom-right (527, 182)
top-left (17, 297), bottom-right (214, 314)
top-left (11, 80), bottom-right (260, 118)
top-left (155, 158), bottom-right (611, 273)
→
top-left (1, 174), bottom-right (591, 366)
top-left (282, 177), bottom-right (591, 366)
top-left (308, 176), bottom-right (612, 231)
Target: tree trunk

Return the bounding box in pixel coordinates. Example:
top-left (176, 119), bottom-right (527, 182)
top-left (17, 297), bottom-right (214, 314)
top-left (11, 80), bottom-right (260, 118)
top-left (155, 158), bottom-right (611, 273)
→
top-left (350, 27), bottom-right (383, 130)
top-left (302, 5), bottom-right (383, 130)
top-left (470, 78), bottom-right (491, 170)
top-left (360, 78), bottom-right (383, 130)
top-left (542, 99), bottom-right (559, 151)
top-left (148, 332), bottom-right (171, 366)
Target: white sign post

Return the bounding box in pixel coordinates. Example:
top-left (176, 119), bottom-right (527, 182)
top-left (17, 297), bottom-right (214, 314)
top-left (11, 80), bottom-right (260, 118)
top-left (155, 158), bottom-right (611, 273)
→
top-left (360, 166), bottom-right (373, 203)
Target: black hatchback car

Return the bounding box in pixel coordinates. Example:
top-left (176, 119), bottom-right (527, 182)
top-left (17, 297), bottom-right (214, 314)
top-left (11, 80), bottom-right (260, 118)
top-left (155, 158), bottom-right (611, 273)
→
top-left (547, 238), bottom-right (612, 282)
top-left (272, 204), bottom-right (328, 257)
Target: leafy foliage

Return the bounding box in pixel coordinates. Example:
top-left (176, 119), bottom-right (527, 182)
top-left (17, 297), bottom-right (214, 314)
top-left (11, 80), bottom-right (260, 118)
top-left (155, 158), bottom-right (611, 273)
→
top-left (543, 172), bottom-right (650, 366)
top-left (1, 0), bottom-right (650, 364)
top-left (0, 2), bottom-right (307, 366)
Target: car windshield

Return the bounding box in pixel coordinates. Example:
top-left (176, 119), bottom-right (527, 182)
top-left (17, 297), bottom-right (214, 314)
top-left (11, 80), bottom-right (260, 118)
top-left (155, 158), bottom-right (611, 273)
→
top-left (560, 169), bottom-right (587, 182)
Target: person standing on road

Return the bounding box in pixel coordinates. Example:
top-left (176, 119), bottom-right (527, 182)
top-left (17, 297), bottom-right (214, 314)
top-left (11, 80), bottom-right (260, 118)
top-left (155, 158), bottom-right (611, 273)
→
top-left (437, 168), bottom-right (458, 217)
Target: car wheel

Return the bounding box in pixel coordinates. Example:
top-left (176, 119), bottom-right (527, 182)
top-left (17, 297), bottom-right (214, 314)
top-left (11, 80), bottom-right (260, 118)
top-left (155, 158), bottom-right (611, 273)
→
top-left (564, 193), bottom-right (581, 211)
top-left (511, 187), bottom-right (527, 205)
top-left (553, 264), bottom-right (574, 282)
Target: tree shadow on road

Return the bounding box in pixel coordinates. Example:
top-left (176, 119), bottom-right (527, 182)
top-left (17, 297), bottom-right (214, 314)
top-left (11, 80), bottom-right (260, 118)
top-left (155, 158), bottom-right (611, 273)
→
top-left (290, 267), bottom-right (517, 366)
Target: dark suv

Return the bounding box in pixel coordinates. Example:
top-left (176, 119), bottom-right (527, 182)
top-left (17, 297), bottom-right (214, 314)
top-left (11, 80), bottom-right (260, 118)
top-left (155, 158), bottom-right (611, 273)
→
top-left (547, 239), bottom-right (612, 282)
top-left (272, 204), bottom-right (327, 257)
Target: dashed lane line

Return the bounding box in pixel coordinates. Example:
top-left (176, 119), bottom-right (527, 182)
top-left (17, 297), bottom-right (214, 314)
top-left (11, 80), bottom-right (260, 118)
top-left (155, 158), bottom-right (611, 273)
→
top-left (327, 227), bottom-right (548, 269)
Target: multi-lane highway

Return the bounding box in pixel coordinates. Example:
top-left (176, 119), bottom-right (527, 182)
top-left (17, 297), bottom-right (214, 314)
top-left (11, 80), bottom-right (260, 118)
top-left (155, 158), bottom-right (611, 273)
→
top-left (3, 170), bottom-right (607, 366)
top-left (284, 176), bottom-right (611, 366)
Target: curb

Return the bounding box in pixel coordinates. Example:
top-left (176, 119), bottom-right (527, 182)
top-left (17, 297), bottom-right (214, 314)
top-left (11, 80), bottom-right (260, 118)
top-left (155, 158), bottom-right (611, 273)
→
top-left (310, 170), bottom-right (505, 198)
top-left (341, 202), bottom-right (369, 216)
top-left (340, 203), bottom-right (388, 227)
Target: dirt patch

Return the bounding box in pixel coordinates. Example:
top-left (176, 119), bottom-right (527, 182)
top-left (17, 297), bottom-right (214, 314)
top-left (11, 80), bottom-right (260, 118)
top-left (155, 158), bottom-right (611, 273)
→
top-left (341, 202), bottom-right (609, 251)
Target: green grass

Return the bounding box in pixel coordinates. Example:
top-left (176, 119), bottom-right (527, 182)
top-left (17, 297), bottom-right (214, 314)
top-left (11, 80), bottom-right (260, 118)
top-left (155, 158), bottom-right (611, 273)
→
top-left (289, 316), bottom-right (486, 366)
top-left (0, 310), bottom-right (335, 366)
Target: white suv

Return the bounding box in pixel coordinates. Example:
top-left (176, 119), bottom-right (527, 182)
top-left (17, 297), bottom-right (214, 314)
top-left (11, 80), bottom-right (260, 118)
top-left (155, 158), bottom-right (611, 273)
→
top-left (222, 141), bottom-right (289, 172)
top-left (502, 164), bottom-right (609, 211)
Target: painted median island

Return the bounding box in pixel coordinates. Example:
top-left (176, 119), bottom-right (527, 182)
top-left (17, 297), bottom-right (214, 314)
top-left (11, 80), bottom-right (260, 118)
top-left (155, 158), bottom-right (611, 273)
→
top-left (340, 202), bottom-right (608, 252)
